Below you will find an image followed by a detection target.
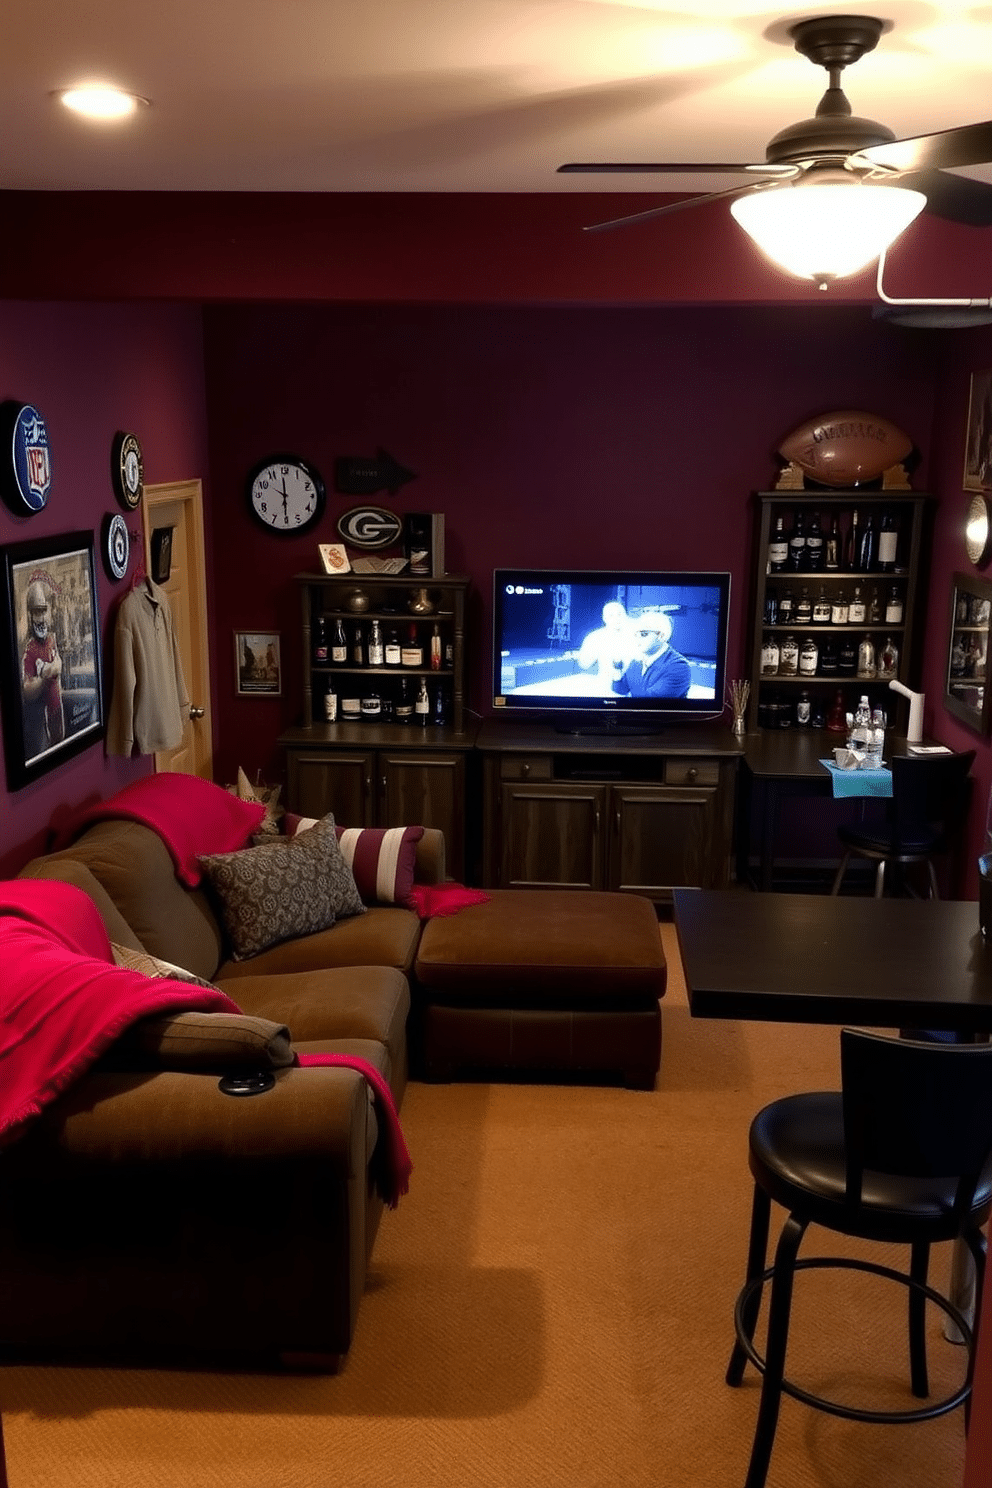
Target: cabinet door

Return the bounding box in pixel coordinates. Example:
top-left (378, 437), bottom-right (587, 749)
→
top-left (285, 749), bottom-right (375, 826)
top-left (498, 782), bottom-right (606, 889)
top-left (380, 752), bottom-right (467, 880)
top-left (607, 783), bottom-right (725, 897)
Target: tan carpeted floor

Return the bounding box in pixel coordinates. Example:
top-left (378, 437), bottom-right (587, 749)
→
top-left (0, 923), bottom-right (969, 1487)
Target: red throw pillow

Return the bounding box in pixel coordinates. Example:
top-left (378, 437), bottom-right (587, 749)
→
top-left (334, 825), bottom-right (424, 907)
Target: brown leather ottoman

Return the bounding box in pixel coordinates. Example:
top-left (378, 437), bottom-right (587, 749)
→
top-left (412, 890), bottom-right (666, 1089)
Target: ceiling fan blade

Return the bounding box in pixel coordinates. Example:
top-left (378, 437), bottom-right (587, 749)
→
top-left (857, 120), bottom-right (992, 175)
top-left (907, 170), bottom-right (992, 228)
top-left (582, 179), bottom-right (763, 234)
top-left (559, 162), bottom-right (753, 175)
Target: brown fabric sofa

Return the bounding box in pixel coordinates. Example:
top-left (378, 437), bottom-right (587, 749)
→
top-left (2, 815), bottom-right (446, 1370)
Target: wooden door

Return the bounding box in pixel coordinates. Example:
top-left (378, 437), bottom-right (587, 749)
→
top-left (607, 783), bottom-right (722, 898)
top-left (285, 748), bottom-right (375, 825)
top-left (141, 480), bottom-right (212, 778)
top-left (498, 781), bottom-right (606, 889)
top-left (380, 751), bottom-right (466, 879)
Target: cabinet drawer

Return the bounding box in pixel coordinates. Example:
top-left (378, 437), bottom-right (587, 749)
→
top-left (499, 755), bottom-right (552, 781)
top-left (663, 758), bottom-right (721, 788)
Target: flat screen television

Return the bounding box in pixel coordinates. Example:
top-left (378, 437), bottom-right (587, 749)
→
top-left (492, 568), bottom-right (731, 731)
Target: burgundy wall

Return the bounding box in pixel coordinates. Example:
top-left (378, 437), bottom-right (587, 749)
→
top-left (0, 301), bottom-right (210, 877)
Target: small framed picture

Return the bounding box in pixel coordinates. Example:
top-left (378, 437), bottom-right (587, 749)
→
top-left (964, 371), bottom-right (992, 491)
top-left (150, 525), bottom-right (174, 584)
top-left (318, 542), bottom-right (350, 575)
top-left (234, 630), bottom-right (281, 697)
top-left (0, 530), bottom-right (105, 789)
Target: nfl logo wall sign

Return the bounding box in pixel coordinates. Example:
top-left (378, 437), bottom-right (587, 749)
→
top-left (0, 400), bottom-right (52, 515)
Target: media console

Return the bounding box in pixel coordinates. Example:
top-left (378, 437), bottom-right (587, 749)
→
top-left (477, 719), bottom-right (744, 903)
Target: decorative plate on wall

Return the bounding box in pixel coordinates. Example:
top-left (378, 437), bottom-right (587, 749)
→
top-left (0, 400), bottom-right (52, 514)
top-left (102, 512), bottom-right (130, 580)
top-left (111, 430), bottom-right (144, 510)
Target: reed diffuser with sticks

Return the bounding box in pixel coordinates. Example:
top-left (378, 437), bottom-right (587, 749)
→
top-left (728, 678), bottom-right (750, 736)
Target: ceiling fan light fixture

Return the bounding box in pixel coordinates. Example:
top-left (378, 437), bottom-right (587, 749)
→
top-left (57, 85), bottom-right (148, 121)
top-left (729, 180), bottom-right (926, 289)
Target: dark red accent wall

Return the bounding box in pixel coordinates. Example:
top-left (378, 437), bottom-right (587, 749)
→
top-left (0, 301), bottom-right (210, 877)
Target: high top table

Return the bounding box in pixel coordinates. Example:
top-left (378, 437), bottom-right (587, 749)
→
top-left (673, 889), bottom-right (992, 1034)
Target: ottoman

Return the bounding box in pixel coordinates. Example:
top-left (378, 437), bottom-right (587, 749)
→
top-left (412, 890), bottom-right (666, 1089)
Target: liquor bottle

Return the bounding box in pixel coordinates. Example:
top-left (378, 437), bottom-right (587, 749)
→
top-left (819, 638), bottom-right (838, 675)
top-left (868, 587), bottom-right (881, 624)
top-left (795, 587), bottom-right (812, 625)
top-left (367, 619), bottom-right (384, 667)
top-left (360, 690), bottom-right (381, 719)
top-left (384, 627), bottom-right (402, 666)
top-left (444, 637), bottom-right (454, 668)
top-left (778, 588), bottom-right (794, 626)
top-left (396, 677), bottom-right (413, 724)
top-left (330, 616), bottom-right (348, 663)
top-left (804, 511), bottom-right (824, 572)
top-left (764, 590), bottom-right (779, 625)
top-left (830, 588), bottom-right (848, 625)
top-left (878, 510), bottom-right (898, 572)
top-left (760, 636), bottom-right (780, 675)
top-left (857, 635), bottom-right (876, 679)
top-left (402, 623), bottom-right (423, 668)
top-left (778, 634), bottom-right (799, 676)
top-left (312, 614), bottom-right (328, 664)
top-left (884, 585), bottom-right (904, 624)
top-left (798, 636), bottom-right (819, 676)
top-left (796, 690), bottom-right (811, 727)
top-left (858, 510), bottom-right (878, 572)
top-left (812, 586), bottom-right (831, 624)
top-left (433, 684), bottom-right (447, 725)
top-left (430, 623), bottom-right (442, 671)
top-left (788, 510), bottom-right (806, 571)
top-left (844, 509), bottom-right (860, 570)
top-left (847, 584), bottom-right (866, 625)
top-left (878, 636), bottom-right (899, 679)
top-left (351, 622), bottom-right (365, 666)
top-left (826, 688), bottom-right (848, 733)
top-left (415, 677), bottom-right (430, 725)
top-left (838, 635), bottom-right (858, 675)
top-left (825, 515), bottom-right (841, 570)
top-left (767, 515), bottom-right (788, 573)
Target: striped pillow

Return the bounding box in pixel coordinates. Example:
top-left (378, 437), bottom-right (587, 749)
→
top-left (334, 825), bottom-right (424, 907)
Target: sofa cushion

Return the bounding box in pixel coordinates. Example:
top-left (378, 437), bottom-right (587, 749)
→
top-left (110, 942), bottom-right (220, 987)
top-left (214, 904), bottom-right (423, 981)
top-left (17, 856), bottom-right (146, 952)
top-left (334, 825), bottom-right (424, 906)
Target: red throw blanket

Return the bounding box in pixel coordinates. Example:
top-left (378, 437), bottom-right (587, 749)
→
top-left (0, 880), bottom-right (411, 1206)
top-left (48, 772), bottom-right (266, 886)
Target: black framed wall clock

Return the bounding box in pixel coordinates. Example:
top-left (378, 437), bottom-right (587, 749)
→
top-left (111, 430), bottom-right (144, 510)
top-left (102, 512), bottom-right (130, 580)
top-left (247, 454), bottom-right (326, 534)
top-left (0, 400), bottom-right (52, 514)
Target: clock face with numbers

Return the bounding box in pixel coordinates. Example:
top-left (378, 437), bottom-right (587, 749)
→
top-left (247, 454), bottom-right (326, 534)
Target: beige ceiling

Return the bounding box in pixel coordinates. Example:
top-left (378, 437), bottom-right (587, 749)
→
top-left (2, 1), bottom-right (991, 195)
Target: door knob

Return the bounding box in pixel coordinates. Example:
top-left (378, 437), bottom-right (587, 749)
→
top-left (189, 706), bottom-right (205, 720)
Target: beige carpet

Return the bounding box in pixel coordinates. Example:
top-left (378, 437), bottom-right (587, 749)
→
top-left (0, 924), bottom-right (969, 1487)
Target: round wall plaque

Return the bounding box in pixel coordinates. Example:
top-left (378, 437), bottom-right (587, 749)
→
top-left (336, 505), bottom-right (402, 550)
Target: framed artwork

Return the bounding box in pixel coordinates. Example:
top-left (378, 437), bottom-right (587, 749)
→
top-left (963, 371), bottom-right (992, 491)
top-left (945, 570), bottom-right (992, 735)
top-left (235, 630), bottom-right (281, 696)
top-left (0, 530), bottom-right (104, 789)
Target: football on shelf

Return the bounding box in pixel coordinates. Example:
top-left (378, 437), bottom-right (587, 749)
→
top-left (778, 410), bottom-right (912, 488)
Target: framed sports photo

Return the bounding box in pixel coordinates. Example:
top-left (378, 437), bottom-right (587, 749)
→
top-left (0, 530), bottom-right (104, 789)
top-left (234, 630), bottom-right (282, 696)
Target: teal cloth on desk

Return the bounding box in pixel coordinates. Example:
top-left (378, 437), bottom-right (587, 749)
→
top-left (819, 760), bottom-right (893, 798)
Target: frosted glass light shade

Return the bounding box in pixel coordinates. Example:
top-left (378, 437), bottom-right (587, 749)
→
top-left (730, 182), bottom-right (927, 287)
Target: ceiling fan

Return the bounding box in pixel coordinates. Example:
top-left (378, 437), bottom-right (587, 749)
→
top-left (558, 14), bottom-right (992, 287)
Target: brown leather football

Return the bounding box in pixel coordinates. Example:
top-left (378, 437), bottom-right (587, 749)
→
top-left (778, 410), bottom-right (912, 487)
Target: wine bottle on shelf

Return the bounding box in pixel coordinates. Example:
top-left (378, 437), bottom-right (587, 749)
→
top-left (884, 585), bottom-right (904, 624)
top-left (396, 677), bottom-right (413, 724)
top-left (795, 587), bottom-right (812, 625)
top-left (844, 509), bottom-right (860, 570)
top-left (838, 636), bottom-right (857, 675)
top-left (430, 623), bottom-right (442, 671)
top-left (768, 515), bottom-right (788, 573)
top-left (858, 510), bottom-right (878, 572)
top-left (312, 614), bottom-right (328, 664)
top-left (760, 635), bottom-right (780, 675)
top-left (415, 677), bottom-right (430, 725)
top-left (433, 684), bottom-right (447, 725)
top-left (778, 635), bottom-right (799, 676)
top-left (830, 588), bottom-right (848, 625)
top-left (351, 622), bottom-right (365, 666)
top-left (778, 588), bottom-right (794, 625)
top-left (402, 623), bottom-right (423, 668)
top-left (367, 619), bottom-right (384, 667)
top-left (825, 515), bottom-right (841, 570)
top-left (330, 616), bottom-right (348, 663)
top-left (812, 586), bottom-right (831, 624)
top-left (878, 510), bottom-right (898, 572)
top-left (804, 511), bottom-right (824, 572)
top-left (384, 627), bottom-right (402, 666)
top-left (788, 510), bottom-right (806, 570)
top-left (847, 584), bottom-right (866, 625)
top-left (796, 690), bottom-right (812, 727)
top-left (798, 637), bottom-right (819, 676)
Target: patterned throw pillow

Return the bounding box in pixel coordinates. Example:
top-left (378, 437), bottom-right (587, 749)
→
top-left (111, 942), bottom-right (220, 988)
top-left (335, 825), bottom-right (425, 907)
top-left (198, 813), bottom-right (365, 960)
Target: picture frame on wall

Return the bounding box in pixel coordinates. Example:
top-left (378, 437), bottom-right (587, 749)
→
top-left (963, 371), bottom-right (992, 491)
top-left (234, 630), bottom-right (281, 696)
top-left (0, 530), bottom-right (104, 790)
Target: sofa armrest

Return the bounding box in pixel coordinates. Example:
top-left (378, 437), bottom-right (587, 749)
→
top-left (414, 827), bottom-right (446, 885)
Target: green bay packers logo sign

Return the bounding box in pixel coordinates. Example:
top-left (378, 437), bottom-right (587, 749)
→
top-left (336, 506), bottom-right (402, 550)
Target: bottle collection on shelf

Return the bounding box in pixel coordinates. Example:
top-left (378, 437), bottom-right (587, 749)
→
top-left (766, 505), bottom-right (903, 578)
top-left (757, 684), bottom-right (892, 734)
top-left (312, 614), bottom-right (453, 726)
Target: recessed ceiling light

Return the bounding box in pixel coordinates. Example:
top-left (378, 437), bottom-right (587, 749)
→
top-left (57, 86), bottom-right (149, 121)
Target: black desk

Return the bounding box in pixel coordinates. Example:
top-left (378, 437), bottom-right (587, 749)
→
top-left (739, 727), bottom-right (921, 891)
top-left (673, 889), bottom-right (992, 1034)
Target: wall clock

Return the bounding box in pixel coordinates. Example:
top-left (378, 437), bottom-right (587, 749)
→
top-left (102, 512), bottom-right (130, 581)
top-left (0, 400), bottom-right (52, 514)
top-left (966, 491), bottom-right (992, 569)
top-left (247, 454), bottom-right (325, 534)
top-left (111, 430), bottom-right (144, 510)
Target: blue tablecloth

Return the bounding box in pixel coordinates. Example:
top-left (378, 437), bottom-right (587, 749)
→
top-left (819, 759), bottom-right (893, 798)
